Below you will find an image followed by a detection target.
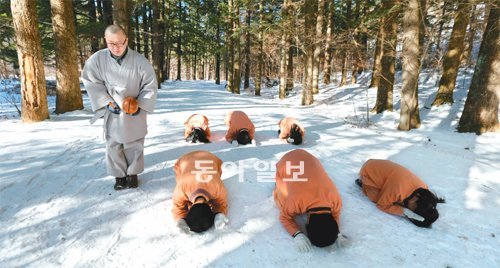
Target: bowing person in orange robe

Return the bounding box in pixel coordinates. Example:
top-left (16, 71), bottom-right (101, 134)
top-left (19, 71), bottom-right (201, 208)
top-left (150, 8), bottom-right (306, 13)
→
top-left (278, 117), bottom-right (305, 145)
top-left (273, 149), bottom-right (344, 252)
top-left (172, 151), bottom-right (229, 233)
top-left (357, 159), bottom-right (444, 228)
top-left (224, 111), bottom-right (255, 145)
top-left (184, 114), bottom-right (211, 143)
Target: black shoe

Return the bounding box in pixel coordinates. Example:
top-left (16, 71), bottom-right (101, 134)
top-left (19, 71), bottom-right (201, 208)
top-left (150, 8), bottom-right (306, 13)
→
top-left (127, 174), bottom-right (138, 188)
top-left (355, 178), bottom-right (362, 187)
top-left (114, 177), bottom-right (127, 190)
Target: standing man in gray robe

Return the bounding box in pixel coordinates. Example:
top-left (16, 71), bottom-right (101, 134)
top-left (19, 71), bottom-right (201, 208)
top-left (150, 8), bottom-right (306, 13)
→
top-left (82, 25), bottom-right (158, 190)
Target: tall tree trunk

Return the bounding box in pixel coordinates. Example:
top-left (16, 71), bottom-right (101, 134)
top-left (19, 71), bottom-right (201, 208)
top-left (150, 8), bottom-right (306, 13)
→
top-left (176, 31), bottom-right (181, 80)
top-left (461, 3), bottom-right (476, 66)
top-left (434, 0), bottom-right (448, 63)
top-left (185, 55), bottom-right (190, 80)
top-left (102, 0), bottom-right (113, 25)
top-left (255, 0), bottom-right (264, 96)
top-left (225, 46), bottom-right (229, 82)
top-left (112, 0), bottom-right (129, 32)
top-left (134, 9), bottom-right (141, 53)
top-left (96, 0), bottom-right (103, 21)
top-left (176, 53), bottom-right (181, 80)
top-left (398, 0), bottom-right (421, 130)
top-left (88, 0), bottom-right (99, 52)
top-left (360, 1), bottom-right (369, 72)
top-left (176, 0), bottom-right (181, 80)
top-left (339, 0), bottom-right (351, 87)
top-left (78, 43), bottom-right (85, 70)
top-left (457, 5), bottom-right (499, 134)
top-left (166, 46), bottom-right (171, 80)
top-left (312, 0), bottom-right (324, 94)
top-left (227, 0), bottom-right (234, 92)
top-left (215, 45), bottom-right (221, 84)
top-left (96, 0), bottom-right (103, 48)
top-left (206, 57), bottom-right (209, 80)
top-left (99, 0), bottom-right (113, 47)
top-left (243, 8), bottom-right (251, 89)
top-left (432, 1), bottom-right (470, 106)
top-left (11, 0), bottom-right (49, 122)
top-left (148, 3), bottom-right (153, 61)
top-left (193, 47), bottom-right (197, 80)
top-left (372, 0), bottom-right (399, 113)
top-left (286, 4), bottom-right (295, 92)
top-left (339, 51), bottom-right (348, 86)
top-left (199, 54), bottom-right (203, 80)
top-left (158, 0), bottom-right (166, 83)
top-left (152, 0), bottom-right (161, 85)
top-left (279, 0), bottom-right (290, 99)
top-left (197, 55), bottom-right (201, 80)
top-left (286, 42), bottom-right (294, 91)
top-left (418, 0), bottom-right (427, 65)
top-left (302, 0), bottom-right (315, 105)
top-left (323, 0), bottom-right (334, 85)
top-left (201, 56), bottom-right (205, 80)
top-left (197, 56), bottom-right (201, 80)
top-left (163, 0), bottom-right (171, 81)
top-left (215, 5), bottom-right (221, 85)
top-left (209, 57), bottom-right (214, 80)
top-left (369, 17), bottom-right (384, 88)
top-left (50, 0), bottom-right (83, 114)
top-left (351, 0), bottom-right (362, 85)
top-left (233, 0), bottom-right (241, 94)
top-left (143, 2), bottom-right (150, 60)
top-left (127, 0), bottom-right (135, 49)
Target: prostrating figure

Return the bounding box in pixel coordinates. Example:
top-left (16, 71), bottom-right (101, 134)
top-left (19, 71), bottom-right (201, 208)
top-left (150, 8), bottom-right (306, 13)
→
top-left (172, 151), bottom-right (229, 233)
top-left (278, 117), bottom-right (305, 145)
top-left (184, 114), bottom-right (211, 143)
top-left (273, 149), bottom-right (344, 252)
top-left (357, 159), bottom-right (445, 228)
top-left (224, 110), bottom-right (255, 145)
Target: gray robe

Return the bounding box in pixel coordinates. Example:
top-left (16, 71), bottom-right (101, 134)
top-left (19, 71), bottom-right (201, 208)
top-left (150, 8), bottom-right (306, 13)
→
top-left (82, 48), bottom-right (158, 144)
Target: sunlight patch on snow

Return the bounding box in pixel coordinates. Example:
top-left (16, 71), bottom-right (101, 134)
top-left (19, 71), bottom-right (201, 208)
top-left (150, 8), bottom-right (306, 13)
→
top-left (239, 216), bottom-right (274, 233)
top-left (464, 186), bottom-right (485, 210)
top-left (11, 196), bottom-right (79, 227)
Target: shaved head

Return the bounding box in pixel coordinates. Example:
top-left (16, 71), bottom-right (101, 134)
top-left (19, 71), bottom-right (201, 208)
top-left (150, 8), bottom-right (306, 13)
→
top-left (104, 24), bottom-right (127, 37)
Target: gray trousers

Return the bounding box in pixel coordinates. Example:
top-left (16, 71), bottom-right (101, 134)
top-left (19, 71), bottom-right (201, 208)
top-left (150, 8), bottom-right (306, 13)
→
top-left (106, 136), bottom-right (145, 177)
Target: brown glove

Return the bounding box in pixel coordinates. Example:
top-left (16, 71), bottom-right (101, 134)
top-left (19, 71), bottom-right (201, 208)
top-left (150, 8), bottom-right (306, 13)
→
top-left (122, 96), bottom-right (139, 115)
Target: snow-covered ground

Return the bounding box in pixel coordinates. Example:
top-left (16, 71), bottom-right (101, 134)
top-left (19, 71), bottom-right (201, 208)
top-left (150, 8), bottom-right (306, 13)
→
top-left (0, 70), bottom-right (499, 267)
